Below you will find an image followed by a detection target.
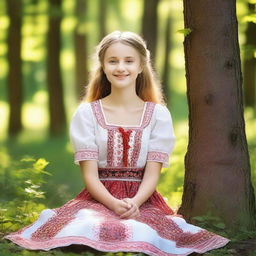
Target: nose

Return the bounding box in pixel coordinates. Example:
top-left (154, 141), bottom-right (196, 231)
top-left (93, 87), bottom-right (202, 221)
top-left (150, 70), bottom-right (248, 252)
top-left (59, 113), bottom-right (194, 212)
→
top-left (116, 61), bottom-right (125, 72)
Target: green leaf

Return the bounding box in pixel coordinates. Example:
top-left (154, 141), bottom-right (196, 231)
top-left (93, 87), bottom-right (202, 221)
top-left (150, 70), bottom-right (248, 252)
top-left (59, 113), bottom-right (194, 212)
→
top-left (25, 188), bottom-right (37, 194)
top-left (213, 223), bottom-right (226, 229)
top-left (192, 216), bottom-right (205, 222)
top-left (33, 158), bottom-right (49, 171)
top-left (20, 157), bottom-right (35, 162)
top-left (177, 28), bottom-right (192, 36)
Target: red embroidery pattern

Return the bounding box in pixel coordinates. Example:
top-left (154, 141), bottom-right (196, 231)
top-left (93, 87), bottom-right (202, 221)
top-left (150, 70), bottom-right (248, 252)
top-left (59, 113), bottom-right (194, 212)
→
top-left (91, 100), bottom-right (156, 168)
top-left (96, 221), bottom-right (132, 242)
top-left (130, 130), bottom-right (143, 166)
top-left (147, 151), bottom-right (169, 165)
top-left (5, 183), bottom-right (229, 255)
top-left (75, 149), bottom-right (98, 163)
top-left (141, 102), bottom-right (156, 128)
top-left (98, 167), bottom-right (144, 181)
top-left (176, 229), bottom-right (216, 249)
top-left (31, 199), bottom-right (87, 241)
top-left (107, 127), bottom-right (145, 168)
top-left (91, 100), bottom-right (156, 130)
top-left (4, 234), bottom-right (229, 255)
top-left (137, 205), bottom-right (219, 249)
top-left (118, 127), bottom-right (132, 167)
top-left (138, 206), bottom-right (183, 240)
top-left (107, 129), bottom-right (115, 167)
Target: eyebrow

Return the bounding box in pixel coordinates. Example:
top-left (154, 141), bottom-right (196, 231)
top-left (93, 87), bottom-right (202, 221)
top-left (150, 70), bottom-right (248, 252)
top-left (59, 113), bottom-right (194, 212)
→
top-left (107, 56), bottom-right (135, 59)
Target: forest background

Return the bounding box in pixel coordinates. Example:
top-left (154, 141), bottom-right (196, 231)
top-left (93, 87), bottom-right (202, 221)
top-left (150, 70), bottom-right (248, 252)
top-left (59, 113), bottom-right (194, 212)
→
top-left (0, 0), bottom-right (256, 255)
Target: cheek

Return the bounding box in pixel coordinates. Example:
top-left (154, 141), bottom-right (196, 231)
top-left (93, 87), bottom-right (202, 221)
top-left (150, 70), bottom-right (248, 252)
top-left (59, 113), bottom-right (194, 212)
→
top-left (103, 65), bottom-right (112, 74)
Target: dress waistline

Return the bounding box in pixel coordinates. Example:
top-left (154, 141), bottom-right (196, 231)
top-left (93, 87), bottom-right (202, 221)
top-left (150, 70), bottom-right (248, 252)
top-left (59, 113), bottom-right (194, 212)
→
top-left (98, 167), bottom-right (145, 182)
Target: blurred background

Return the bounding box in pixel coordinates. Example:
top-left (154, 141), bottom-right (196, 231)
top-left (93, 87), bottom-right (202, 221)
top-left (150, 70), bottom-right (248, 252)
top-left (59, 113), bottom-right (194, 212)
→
top-left (0, 0), bottom-right (255, 212)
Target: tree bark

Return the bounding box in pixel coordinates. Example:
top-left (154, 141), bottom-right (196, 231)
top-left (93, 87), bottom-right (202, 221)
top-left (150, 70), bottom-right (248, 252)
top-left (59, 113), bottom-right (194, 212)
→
top-left (74, 0), bottom-right (88, 100)
top-left (47, 0), bottom-right (66, 135)
top-left (99, 0), bottom-right (107, 39)
top-left (6, 0), bottom-right (23, 136)
top-left (141, 0), bottom-right (159, 63)
top-left (162, 11), bottom-right (172, 105)
top-left (178, 0), bottom-right (256, 230)
top-left (243, 3), bottom-right (256, 107)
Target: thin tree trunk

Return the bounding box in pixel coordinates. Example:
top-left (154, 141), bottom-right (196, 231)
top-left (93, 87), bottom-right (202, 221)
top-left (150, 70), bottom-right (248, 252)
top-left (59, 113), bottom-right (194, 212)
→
top-left (162, 11), bottom-right (172, 105)
top-left (6, 0), bottom-right (23, 136)
top-left (74, 0), bottom-right (88, 100)
top-left (47, 0), bottom-right (66, 135)
top-left (178, 0), bottom-right (256, 230)
top-left (99, 0), bottom-right (107, 39)
top-left (141, 0), bottom-right (159, 63)
top-left (243, 3), bottom-right (256, 107)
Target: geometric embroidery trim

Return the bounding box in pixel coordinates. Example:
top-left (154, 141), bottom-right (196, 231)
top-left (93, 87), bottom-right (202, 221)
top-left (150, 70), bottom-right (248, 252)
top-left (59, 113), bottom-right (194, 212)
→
top-left (98, 167), bottom-right (145, 181)
top-left (75, 149), bottom-right (99, 163)
top-left (147, 151), bottom-right (169, 165)
top-left (91, 100), bottom-right (156, 130)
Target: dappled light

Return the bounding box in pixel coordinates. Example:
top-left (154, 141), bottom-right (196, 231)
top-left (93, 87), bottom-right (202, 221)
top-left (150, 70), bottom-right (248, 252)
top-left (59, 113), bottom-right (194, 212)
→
top-left (0, 0), bottom-right (256, 255)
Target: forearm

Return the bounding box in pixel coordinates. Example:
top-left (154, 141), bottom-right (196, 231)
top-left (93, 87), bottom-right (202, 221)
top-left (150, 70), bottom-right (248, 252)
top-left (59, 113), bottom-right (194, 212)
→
top-left (80, 160), bottom-right (117, 210)
top-left (132, 161), bottom-right (162, 207)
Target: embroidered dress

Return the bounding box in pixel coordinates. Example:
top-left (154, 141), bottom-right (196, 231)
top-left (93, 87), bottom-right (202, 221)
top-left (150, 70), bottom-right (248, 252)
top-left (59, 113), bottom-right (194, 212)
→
top-left (5, 99), bottom-right (230, 256)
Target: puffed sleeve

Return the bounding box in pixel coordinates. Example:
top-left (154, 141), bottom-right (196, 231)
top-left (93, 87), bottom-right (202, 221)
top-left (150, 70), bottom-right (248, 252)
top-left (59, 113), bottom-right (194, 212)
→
top-left (70, 103), bottom-right (99, 165)
top-left (146, 104), bottom-right (176, 168)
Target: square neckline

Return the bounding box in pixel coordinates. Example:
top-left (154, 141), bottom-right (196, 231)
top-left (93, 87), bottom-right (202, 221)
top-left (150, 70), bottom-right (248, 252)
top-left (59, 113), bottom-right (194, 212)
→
top-left (99, 99), bottom-right (148, 128)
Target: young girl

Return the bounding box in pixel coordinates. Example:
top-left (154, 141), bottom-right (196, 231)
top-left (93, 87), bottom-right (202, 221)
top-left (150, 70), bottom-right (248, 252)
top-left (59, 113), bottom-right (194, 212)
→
top-left (5, 31), bottom-right (229, 255)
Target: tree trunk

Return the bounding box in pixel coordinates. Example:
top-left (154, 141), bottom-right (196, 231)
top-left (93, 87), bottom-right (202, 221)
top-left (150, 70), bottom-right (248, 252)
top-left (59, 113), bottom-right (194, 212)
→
top-left (141, 0), bottom-right (159, 63)
top-left (243, 3), bottom-right (256, 108)
top-left (162, 11), bottom-right (172, 105)
top-left (47, 0), bottom-right (66, 135)
top-left (99, 0), bottom-right (107, 39)
top-left (178, 0), bottom-right (256, 230)
top-left (6, 0), bottom-right (23, 136)
top-left (74, 0), bottom-right (88, 100)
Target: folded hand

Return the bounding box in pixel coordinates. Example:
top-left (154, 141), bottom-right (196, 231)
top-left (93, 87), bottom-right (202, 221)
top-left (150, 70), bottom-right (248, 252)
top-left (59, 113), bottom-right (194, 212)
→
top-left (120, 198), bottom-right (140, 219)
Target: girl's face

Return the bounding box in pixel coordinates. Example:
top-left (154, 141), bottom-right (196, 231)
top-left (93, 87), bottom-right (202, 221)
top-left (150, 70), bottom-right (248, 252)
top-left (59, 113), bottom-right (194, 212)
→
top-left (103, 42), bottom-right (142, 90)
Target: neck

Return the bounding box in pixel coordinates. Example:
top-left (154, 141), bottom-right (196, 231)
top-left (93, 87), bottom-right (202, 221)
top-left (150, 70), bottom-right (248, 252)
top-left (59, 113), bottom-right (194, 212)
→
top-left (106, 86), bottom-right (143, 107)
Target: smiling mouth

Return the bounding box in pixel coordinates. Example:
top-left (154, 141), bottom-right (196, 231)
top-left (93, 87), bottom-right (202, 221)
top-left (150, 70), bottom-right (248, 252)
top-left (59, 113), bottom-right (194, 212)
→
top-left (114, 74), bottom-right (129, 79)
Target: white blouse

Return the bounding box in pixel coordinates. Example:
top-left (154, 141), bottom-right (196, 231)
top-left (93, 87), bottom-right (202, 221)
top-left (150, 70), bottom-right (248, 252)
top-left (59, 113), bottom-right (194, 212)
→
top-left (70, 99), bottom-right (176, 168)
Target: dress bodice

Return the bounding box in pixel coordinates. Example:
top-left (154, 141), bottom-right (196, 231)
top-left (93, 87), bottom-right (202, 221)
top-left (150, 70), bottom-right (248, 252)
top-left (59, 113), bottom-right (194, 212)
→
top-left (70, 99), bottom-right (176, 169)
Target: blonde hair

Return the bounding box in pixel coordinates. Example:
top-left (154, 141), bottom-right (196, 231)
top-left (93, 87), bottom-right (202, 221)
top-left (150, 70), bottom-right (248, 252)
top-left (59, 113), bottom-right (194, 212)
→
top-left (84, 31), bottom-right (165, 104)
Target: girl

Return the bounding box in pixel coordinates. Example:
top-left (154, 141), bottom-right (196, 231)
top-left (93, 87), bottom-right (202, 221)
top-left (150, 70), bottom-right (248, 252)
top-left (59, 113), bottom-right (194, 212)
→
top-left (5, 31), bottom-right (229, 256)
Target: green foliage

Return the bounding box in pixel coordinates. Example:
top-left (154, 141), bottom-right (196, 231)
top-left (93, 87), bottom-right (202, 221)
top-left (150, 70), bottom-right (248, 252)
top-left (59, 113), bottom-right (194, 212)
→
top-left (192, 210), bottom-right (256, 240)
top-left (242, 44), bottom-right (256, 60)
top-left (192, 211), bottom-right (228, 237)
top-left (0, 238), bottom-right (145, 256)
top-left (242, 13), bottom-right (256, 23)
top-left (177, 28), bottom-right (192, 36)
top-left (204, 248), bottom-right (235, 256)
top-left (0, 150), bottom-right (50, 235)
